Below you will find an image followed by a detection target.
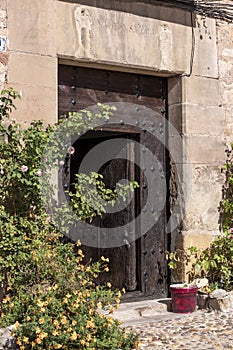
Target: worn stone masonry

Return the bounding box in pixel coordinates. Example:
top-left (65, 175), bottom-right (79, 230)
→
top-left (217, 19), bottom-right (233, 143)
top-left (0, 0), bottom-right (8, 91)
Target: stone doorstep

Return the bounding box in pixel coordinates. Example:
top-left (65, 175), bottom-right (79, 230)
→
top-left (109, 298), bottom-right (179, 324)
top-left (113, 299), bottom-right (170, 321)
top-left (108, 298), bottom-right (200, 327)
top-left (112, 290), bottom-right (233, 326)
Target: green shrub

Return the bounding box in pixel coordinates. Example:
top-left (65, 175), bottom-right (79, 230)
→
top-left (220, 143), bottom-right (233, 230)
top-left (0, 88), bottom-right (140, 349)
top-left (192, 231), bottom-right (233, 290)
top-left (2, 236), bottom-right (139, 349)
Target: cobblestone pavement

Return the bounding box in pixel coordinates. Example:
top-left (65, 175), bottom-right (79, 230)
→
top-left (127, 310), bottom-right (233, 350)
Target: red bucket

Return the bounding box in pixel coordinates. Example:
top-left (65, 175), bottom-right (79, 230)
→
top-left (170, 284), bottom-right (198, 313)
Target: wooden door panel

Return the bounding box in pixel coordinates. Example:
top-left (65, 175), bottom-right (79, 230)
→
top-left (58, 66), bottom-right (165, 117)
top-left (71, 134), bottom-right (137, 291)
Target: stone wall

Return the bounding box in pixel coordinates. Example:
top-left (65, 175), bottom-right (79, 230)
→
top-left (217, 19), bottom-right (233, 144)
top-left (169, 16), bottom-right (225, 277)
top-left (0, 0), bottom-right (7, 91)
top-left (6, 0), bottom-right (57, 123)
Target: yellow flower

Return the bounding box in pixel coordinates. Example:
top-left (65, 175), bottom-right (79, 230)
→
top-left (89, 308), bottom-right (94, 316)
top-left (53, 284), bottom-right (58, 290)
top-left (20, 346), bottom-right (25, 350)
top-left (80, 340), bottom-right (85, 346)
top-left (72, 320), bottom-right (77, 326)
top-left (16, 337), bottom-right (22, 345)
top-left (107, 282), bottom-right (111, 288)
top-left (37, 299), bottom-right (43, 307)
top-left (39, 318), bottom-right (44, 324)
top-left (14, 321), bottom-right (20, 330)
top-left (69, 332), bottom-right (78, 341)
top-left (122, 287), bottom-right (126, 294)
top-left (31, 341), bottom-right (36, 347)
top-left (66, 327), bottom-right (72, 333)
top-left (35, 327), bottom-right (41, 334)
top-left (74, 302), bottom-right (80, 308)
top-left (97, 302), bottom-right (102, 308)
top-left (40, 307), bottom-right (45, 312)
top-left (38, 331), bottom-right (48, 340)
top-left (61, 316), bottom-right (67, 325)
top-left (76, 239), bottom-right (81, 246)
top-left (2, 295), bottom-right (10, 303)
top-left (23, 337), bottom-right (29, 344)
top-left (107, 316), bottom-right (114, 326)
top-left (77, 249), bottom-right (84, 257)
top-left (26, 316), bottom-right (31, 321)
top-left (62, 297), bottom-right (68, 304)
top-left (86, 319), bottom-right (95, 329)
top-left (54, 344), bottom-right (62, 349)
top-left (35, 338), bottom-right (42, 344)
top-left (53, 319), bottom-right (60, 328)
top-left (52, 330), bottom-right (60, 336)
top-left (86, 334), bottom-right (93, 342)
top-left (104, 267), bottom-right (109, 272)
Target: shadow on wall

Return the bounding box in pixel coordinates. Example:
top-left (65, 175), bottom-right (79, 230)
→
top-left (59, 0), bottom-right (194, 27)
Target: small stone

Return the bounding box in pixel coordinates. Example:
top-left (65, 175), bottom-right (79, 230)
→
top-left (191, 278), bottom-right (209, 288)
top-left (209, 289), bottom-right (228, 299)
top-left (0, 326), bottom-right (17, 350)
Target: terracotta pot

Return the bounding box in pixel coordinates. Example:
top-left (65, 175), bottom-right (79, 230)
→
top-left (170, 284), bottom-right (198, 313)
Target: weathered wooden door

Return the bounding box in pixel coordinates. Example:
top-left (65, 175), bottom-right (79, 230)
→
top-left (70, 132), bottom-right (138, 291)
top-left (58, 65), bottom-right (168, 298)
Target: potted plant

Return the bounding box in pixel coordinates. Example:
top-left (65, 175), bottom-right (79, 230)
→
top-left (170, 283), bottom-right (198, 313)
top-left (167, 248), bottom-right (200, 313)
